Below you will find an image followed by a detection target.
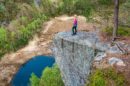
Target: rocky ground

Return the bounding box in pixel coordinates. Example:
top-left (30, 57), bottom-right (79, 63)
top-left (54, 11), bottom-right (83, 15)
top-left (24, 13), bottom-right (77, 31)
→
top-left (93, 50), bottom-right (130, 85)
top-left (0, 15), bottom-right (95, 86)
top-left (0, 15), bottom-right (130, 86)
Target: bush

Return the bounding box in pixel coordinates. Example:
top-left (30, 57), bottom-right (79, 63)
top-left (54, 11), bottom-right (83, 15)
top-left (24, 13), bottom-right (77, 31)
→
top-left (102, 27), bottom-right (113, 36)
top-left (87, 68), bottom-right (125, 86)
top-left (102, 26), bottom-right (130, 37)
top-left (88, 69), bottom-right (106, 86)
top-left (98, 0), bottom-right (113, 5)
top-left (56, 0), bottom-right (93, 17)
top-left (0, 15), bottom-right (47, 58)
top-left (41, 0), bottom-right (57, 16)
top-left (0, 27), bottom-right (7, 46)
top-left (30, 64), bottom-right (64, 86)
top-left (0, 3), bottom-right (6, 21)
top-left (0, 0), bottom-right (18, 21)
top-left (117, 26), bottom-right (130, 36)
top-left (0, 27), bottom-right (8, 57)
top-left (13, 15), bottom-right (47, 50)
top-left (39, 0), bottom-right (93, 17)
top-left (30, 73), bottom-right (40, 86)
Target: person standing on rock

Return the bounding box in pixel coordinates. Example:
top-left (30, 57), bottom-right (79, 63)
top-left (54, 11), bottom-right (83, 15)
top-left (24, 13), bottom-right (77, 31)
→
top-left (72, 15), bottom-right (78, 35)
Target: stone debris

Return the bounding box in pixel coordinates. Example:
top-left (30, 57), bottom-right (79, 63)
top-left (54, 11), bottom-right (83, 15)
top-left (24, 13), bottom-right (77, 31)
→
top-left (124, 44), bottom-right (130, 52)
top-left (108, 57), bottom-right (126, 66)
top-left (94, 52), bottom-right (107, 61)
top-left (96, 42), bottom-right (110, 52)
top-left (107, 45), bottom-right (122, 54)
top-left (107, 42), bottom-right (130, 54)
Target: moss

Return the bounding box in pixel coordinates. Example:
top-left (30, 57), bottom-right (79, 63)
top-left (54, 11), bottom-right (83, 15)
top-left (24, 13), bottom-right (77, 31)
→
top-left (87, 68), bottom-right (125, 86)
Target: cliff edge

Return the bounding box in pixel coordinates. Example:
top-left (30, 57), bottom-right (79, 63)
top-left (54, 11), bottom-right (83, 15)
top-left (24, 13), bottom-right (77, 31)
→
top-left (52, 31), bottom-right (108, 86)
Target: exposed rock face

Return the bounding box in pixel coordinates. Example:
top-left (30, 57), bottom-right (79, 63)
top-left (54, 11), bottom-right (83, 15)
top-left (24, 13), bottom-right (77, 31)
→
top-left (53, 32), bottom-right (102, 86)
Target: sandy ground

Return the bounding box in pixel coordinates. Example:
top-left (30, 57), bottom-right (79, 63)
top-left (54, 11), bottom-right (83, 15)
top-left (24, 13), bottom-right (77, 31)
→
top-left (0, 15), bottom-right (96, 86)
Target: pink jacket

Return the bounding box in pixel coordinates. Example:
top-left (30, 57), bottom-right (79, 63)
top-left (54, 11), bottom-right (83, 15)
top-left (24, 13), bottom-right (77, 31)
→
top-left (73, 18), bottom-right (77, 26)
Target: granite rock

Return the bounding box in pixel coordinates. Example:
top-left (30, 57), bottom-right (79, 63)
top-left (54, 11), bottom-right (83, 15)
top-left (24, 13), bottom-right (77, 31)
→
top-left (52, 32), bottom-right (106, 86)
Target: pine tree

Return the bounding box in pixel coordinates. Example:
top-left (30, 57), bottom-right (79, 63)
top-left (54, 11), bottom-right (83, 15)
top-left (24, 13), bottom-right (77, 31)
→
top-left (113, 0), bottom-right (119, 40)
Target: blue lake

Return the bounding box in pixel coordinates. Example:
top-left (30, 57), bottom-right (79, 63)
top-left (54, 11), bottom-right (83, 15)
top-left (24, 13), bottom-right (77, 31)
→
top-left (11, 55), bottom-right (55, 86)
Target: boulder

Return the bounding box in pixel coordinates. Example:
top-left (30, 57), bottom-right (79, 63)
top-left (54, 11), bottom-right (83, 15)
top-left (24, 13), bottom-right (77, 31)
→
top-left (52, 31), bottom-right (108, 86)
top-left (108, 57), bottom-right (126, 66)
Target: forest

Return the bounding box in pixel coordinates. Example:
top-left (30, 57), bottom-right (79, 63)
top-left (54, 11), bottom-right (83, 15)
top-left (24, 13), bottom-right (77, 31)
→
top-left (0, 0), bottom-right (130, 86)
top-left (0, 0), bottom-right (130, 58)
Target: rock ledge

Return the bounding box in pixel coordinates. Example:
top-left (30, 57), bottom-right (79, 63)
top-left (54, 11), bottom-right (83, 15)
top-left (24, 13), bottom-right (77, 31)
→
top-left (52, 31), bottom-right (105, 86)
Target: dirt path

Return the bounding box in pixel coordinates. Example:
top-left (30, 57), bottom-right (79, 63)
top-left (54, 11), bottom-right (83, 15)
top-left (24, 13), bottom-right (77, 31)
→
top-left (0, 15), bottom-right (95, 86)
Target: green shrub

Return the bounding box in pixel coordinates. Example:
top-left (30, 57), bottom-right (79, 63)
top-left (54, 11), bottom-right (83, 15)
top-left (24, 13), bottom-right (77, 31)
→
top-left (0, 3), bottom-right (6, 21)
top-left (98, 0), bottom-right (113, 5)
top-left (39, 0), bottom-right (94, 17)
top-left (30, 73), bottom-right (40, 86)
top-left (41, 0), bottom-right (57, 16)
top-left (0, 27), bottom-right (7, 46)
top-left (13, 15), bottom-right (46, 50)
top-left (0, 0), bottom-right (18, 21)
top-left (56, 0), bottom-right (93, 17)
top-left (102, 26), bottom-right (113, 36)
top-left (103, 68), bottom-right (125, 86)
top-left (102, 26), bottom-right (130, 37)
top-left (117, 26), bottom-right (130, 36)
top-left (0, 15), bottom-right (47, 58)
top-left (87, 68), bottom-right (125, 86)
top-left (0, 27), bottom-right (8, 55)
top-left (88, 69), bottom-right (106, 86)
top-left (40, 65), bottom-right (64, 86)
top-left (30, 64), bottom-right (64, 86)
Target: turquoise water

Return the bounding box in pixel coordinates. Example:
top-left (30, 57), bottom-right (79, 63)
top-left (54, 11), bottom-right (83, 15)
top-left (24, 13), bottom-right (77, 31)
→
top-left (11, 55), bottom-right (55, 86)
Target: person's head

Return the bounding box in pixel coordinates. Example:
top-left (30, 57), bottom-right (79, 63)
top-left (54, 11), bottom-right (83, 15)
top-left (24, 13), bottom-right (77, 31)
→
top-left (74, 14), bottom-right (77, 18)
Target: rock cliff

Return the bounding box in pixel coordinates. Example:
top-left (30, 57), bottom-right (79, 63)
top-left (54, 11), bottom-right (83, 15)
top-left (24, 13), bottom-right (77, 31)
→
top-left (52, 31), bottom-right (108, 86)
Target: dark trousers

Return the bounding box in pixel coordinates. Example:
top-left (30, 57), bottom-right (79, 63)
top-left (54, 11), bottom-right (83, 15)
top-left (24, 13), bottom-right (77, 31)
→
top-left (72, 26), bottom-right (77, 35)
